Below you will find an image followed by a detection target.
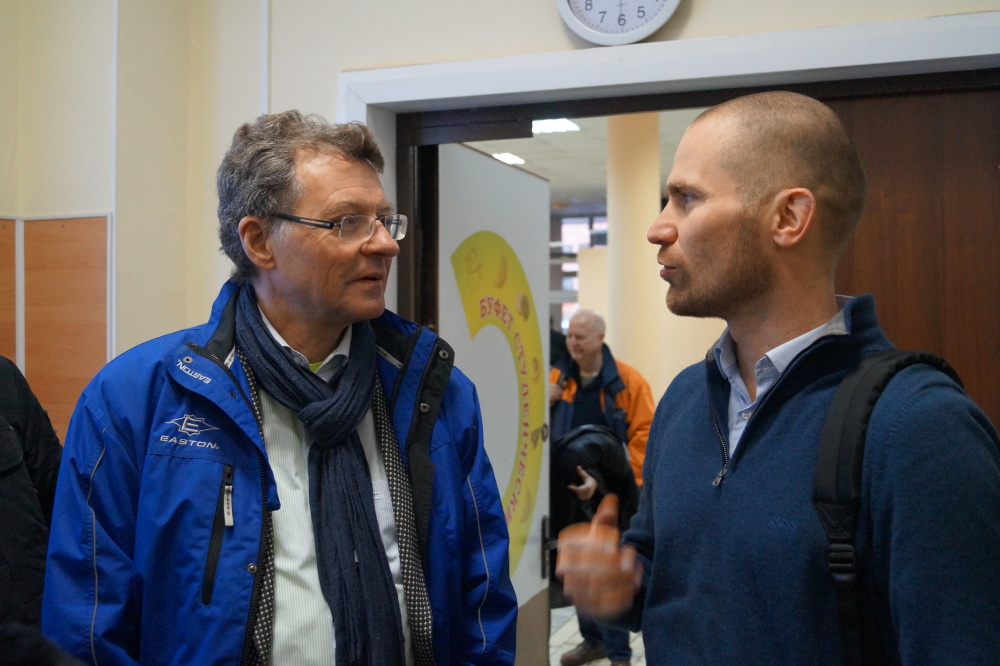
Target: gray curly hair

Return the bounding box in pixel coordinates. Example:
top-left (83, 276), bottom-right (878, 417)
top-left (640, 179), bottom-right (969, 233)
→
top-left (216, 111), bottom-right (385, 283)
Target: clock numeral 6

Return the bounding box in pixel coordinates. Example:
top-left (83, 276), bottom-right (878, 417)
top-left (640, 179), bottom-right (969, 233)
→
top-left (618, 13), bottom-right (626, 26)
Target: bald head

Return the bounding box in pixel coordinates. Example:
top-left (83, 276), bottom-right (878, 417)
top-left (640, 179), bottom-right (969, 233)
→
top-left (570, 309), bottom-right (605, 335)
top-left (566, 309), bottom-right (606, 373)
top-left (693, 91), bottom-right (866, 257)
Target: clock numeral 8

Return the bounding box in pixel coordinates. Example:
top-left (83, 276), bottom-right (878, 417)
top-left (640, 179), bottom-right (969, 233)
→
top-left (585, 0), bottom-right (592, 9)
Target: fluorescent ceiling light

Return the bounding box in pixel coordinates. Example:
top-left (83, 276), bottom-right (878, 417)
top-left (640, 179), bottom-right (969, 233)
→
top-left (492, 152), bottom-right (525, 165)
top-left (532, 118), bottom-right (581, 134)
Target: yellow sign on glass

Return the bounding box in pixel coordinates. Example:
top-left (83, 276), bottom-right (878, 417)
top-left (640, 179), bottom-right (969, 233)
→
top-left (450, 231), bottom-right (546, 572)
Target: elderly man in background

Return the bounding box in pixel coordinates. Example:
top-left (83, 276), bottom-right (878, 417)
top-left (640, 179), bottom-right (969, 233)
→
top-left (549, 309), bottom-right (654, 666)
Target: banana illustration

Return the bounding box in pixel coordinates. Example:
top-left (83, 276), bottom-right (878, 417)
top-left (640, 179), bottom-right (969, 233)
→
top-left (494, 253), bottom-right (508, 288)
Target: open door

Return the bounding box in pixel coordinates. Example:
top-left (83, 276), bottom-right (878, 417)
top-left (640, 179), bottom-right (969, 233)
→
top-left (437, 143), bottom-right (551, 664)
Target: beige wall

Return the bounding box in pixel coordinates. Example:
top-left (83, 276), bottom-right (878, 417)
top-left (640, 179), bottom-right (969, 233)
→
top-left (19, 1), bottom-right (114, 218)
top-left (115, 2), bottom-right (191, 350)
top-left (0, 1), bottom-right (17, 215)
top-left (4, 0), bottom-right (1000, 355)
top-left (185, 2), bottom-right (264, 328)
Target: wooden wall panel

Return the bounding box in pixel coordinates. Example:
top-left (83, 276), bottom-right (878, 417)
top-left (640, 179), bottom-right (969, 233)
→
top-left (24, 217), bottom-right (107, 439)
top-left (829, 90), bottom-right (1000, 427)
top-left (0, 219), bottom-right (14, 361)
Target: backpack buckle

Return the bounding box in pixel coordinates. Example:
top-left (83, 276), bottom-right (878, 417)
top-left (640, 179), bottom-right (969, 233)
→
top-left (827, 543), bottom-right (857, 588)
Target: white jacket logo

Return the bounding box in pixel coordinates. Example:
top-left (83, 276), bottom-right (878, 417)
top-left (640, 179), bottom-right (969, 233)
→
top-left (161, 414), bottom-right (221, 449)
top-left (176, 358), bottom-right (212, 384)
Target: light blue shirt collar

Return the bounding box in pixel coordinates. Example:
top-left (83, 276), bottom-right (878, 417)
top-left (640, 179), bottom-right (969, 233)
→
top-left (713, 299), bottom-right (850, 456)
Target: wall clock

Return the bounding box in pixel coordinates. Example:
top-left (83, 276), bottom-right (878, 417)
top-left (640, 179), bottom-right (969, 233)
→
top-left (557, 0), bottom-right (681, 46)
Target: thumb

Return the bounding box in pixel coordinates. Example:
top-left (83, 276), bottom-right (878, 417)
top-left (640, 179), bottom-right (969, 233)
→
top-left (591, 494), bottom-right (619, 530)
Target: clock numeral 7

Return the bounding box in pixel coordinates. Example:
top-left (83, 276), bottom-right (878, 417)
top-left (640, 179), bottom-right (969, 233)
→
top-left (599, 10), bottom-right (606, 22)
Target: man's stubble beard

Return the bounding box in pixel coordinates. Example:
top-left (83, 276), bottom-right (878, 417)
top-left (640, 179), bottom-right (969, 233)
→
top-left (665, 212), bottom-right (773, 320)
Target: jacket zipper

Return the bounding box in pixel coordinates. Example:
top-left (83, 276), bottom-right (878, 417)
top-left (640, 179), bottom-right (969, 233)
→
top-left (710, 365), bottom-right (793, 487)
top-left (403, 337), bottom-right (441, 452)
top-left (202, 463), bottom-right (235, 605)
top-left (185, 343), bottom-right (269, 666)
top-left (710, 408), bottom-right (730, 487)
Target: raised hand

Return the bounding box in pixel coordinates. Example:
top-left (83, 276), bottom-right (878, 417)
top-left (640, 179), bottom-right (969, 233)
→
top-left (567, 465), bottom-right (597, 501)
top-left (555, 494), bottom-right (643, 619)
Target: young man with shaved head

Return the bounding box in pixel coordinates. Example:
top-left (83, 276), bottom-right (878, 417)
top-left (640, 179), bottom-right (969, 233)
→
top-left (557, 91), bottom-right (1000, 664)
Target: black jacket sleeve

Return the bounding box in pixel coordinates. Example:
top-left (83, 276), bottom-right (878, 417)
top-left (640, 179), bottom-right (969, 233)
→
top-left (0, 356), bottom-right (62, 522)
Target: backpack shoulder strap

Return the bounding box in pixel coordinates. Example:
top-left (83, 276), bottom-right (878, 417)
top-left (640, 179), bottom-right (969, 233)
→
top-left (814, 348), bottom-right (962, 665)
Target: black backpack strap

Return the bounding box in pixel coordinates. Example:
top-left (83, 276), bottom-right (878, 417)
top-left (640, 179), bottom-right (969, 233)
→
top-left (813, 349), bottom-right (962, 665)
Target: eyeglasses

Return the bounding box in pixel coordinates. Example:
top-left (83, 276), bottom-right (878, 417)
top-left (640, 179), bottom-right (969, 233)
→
top-left (270, 212), bottom-right (407, 242)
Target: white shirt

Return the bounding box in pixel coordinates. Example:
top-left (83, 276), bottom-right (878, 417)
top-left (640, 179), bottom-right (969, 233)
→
top-left (257, 316), bottom-right (412, 666)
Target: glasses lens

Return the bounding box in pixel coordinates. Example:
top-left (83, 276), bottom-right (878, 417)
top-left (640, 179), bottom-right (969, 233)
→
top-left (337, 215), bottom-right (407, 241)
top-left (337, 215), bottom-right (370, 242)
top-left (387, 215), bottom-right (407, 241)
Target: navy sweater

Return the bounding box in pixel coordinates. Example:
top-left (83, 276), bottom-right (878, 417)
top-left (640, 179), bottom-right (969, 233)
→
top-left (623, 295), bottom-right (1000, 665)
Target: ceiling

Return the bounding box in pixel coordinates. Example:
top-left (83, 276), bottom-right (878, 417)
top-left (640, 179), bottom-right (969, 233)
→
top-left (464, 107), bottom-right (706, 218)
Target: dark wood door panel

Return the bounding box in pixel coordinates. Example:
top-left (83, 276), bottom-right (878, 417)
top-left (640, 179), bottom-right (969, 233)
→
top-left (829, 90), bottom-right (1000, 426)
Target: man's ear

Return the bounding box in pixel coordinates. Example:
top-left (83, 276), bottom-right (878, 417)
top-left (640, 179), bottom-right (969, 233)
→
top-left (772, 188), bottom-right (817, 249)
top-left (238, 216), bottom-right (276, 270)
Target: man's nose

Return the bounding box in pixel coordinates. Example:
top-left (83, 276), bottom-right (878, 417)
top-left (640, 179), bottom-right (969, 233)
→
top-left (647, 205), bottom-right (678, 246)
top-left (365, 220), bottom-right (400, 256)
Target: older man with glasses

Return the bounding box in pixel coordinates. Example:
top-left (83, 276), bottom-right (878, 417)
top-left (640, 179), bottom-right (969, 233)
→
top-left (43, 111), bottom-right (517, 666)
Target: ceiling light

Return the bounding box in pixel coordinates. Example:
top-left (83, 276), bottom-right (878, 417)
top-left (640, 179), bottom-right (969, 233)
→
top-left (532, 118), bottom-right (581, 134)
top-left (492, 152), bottom-right (525, 165)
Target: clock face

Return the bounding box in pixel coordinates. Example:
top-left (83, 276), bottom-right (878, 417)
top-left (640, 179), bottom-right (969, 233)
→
top-left (558, 0), bottom-right (681, 46)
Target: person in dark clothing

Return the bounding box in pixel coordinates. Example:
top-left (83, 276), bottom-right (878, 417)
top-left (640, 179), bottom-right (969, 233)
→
top-left (549, 309), bottom-right (654, 666)
top-left (0, 622), bottom-right (83, 666)
top-left (556, 91), bottom-right (1000, 665)
top-left (0, 355), bottom-right (61, 626)
top-left (550, 317), bottom-right (568, 365)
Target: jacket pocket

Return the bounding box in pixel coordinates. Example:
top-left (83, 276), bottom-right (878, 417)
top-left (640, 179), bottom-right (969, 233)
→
top-left (202, 463), bottom-right (234, 605)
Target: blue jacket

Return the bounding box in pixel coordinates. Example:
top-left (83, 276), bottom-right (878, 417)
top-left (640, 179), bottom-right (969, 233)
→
top-left (42, 281), bottom-right (517, 665)
top-left (623, 295), bottom-right (1000, 665)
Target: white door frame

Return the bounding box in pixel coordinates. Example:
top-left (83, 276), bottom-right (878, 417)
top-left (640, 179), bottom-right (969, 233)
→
top-left (338, 12), bottom-right (1000, 200)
